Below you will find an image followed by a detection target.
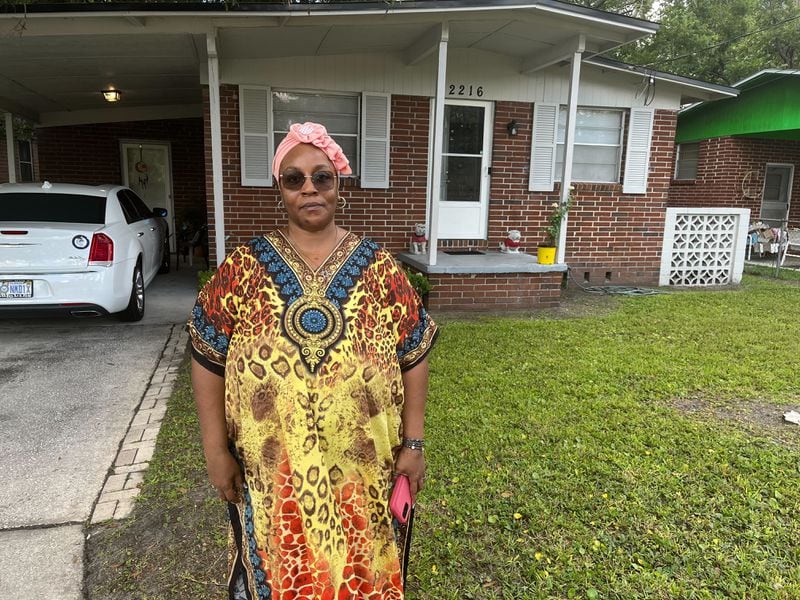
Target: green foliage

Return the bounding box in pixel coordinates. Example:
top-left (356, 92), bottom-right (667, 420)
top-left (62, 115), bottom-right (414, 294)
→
top-left (405, 268), bottom-right (433, 296)
top-left (569, 0), bottom-right (656, 19)
top-left (543, 188), bottom-right (573, 247)
top-left (0, 115), bottom-right (35, 141)
top-left (613, 0), bottom-right (800, 85)
top-left (197, 269), bottom-right (215, 290)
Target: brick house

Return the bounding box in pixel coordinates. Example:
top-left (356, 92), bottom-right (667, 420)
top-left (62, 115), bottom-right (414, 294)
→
top-left (670, 70), bottom-right (800, 233)
top-left (0, 1), bottom-right (735, 310)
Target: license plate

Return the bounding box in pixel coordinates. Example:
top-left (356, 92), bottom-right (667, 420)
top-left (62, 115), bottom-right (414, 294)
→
top-left (0, 280), bottom-right (33, 298)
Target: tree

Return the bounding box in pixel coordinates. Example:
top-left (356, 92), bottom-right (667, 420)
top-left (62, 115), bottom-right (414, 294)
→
top-left (571, 0), bottom-right (657, 19)
top-left (610, 0), bottom-right (800, 85)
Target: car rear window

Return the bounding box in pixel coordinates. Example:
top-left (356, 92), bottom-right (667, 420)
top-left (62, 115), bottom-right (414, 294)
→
top-left (0, 193), bottom-right (106, 224)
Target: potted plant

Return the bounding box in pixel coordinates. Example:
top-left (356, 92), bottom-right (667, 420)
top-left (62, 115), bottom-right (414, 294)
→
top-left (404, 268), bottom-right (433, 307)
top-left (538, 187), bottom-right (573, 265)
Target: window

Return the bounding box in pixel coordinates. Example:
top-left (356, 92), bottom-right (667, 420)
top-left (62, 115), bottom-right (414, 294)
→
top-left (17, 140), bottom-right (33, 182)
top-left (674, 142), bottom-right (699, 180)
top-left (555, 108), bottom-right (623, 183)
top-left (272, 91), bottom-right (360, 174)
top-left (0, 193), bottom-right (105, 224)
top-left (240, 87), bottom-right (390, 188)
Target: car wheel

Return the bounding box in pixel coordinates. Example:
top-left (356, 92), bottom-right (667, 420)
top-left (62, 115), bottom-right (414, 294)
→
top-left (119, 262), bottom-right (145, 322)
top-left (158, 234), bottom-right (170, 274)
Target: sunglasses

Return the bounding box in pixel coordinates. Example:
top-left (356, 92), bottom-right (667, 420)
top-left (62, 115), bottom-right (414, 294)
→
top-left (279, 170), bottom-right (337, 192)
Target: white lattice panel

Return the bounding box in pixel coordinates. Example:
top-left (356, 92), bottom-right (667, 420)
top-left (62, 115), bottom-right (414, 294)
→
top-left (660, 208), bottom-right (750, 286)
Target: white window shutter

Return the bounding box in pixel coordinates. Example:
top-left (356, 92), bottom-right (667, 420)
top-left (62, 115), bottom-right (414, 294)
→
top-left (529, 103), bottom-right (558, 192)
top-left (623, 107), bottom-right (655, 194)
top-left (361, 92), bottom-right (391, 188)
top-left (239, 85), bottom-right (273, 187)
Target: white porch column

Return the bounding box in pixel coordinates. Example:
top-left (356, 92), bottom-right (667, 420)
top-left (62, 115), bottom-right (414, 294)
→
top-left (426, 22), bottom-right (449, 267)
top-left (4, 112), bottom-right (16, 184)
top-left (207, 30), bottom-right (226, 266)
top-left (556, 35), bottom-right (584, 264)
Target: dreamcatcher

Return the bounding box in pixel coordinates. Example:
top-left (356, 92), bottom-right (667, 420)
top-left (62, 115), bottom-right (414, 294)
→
top-left (741, 170), bottom-right (761, 199)
top-left (134, 145), bottom-right (149, 195)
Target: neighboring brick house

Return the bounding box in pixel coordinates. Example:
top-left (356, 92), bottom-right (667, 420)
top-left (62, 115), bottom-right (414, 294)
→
top-left (0, 1), bottom-right (735, 310)
top-left (669, 70), bottom-right (800, 230)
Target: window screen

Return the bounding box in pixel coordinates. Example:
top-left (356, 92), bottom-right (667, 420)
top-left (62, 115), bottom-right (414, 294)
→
top-left (272, 91), bottom-right (360, 173)
top-left (675, 142), bottom-right (699, 180)
top-left (555, 108), bottom-right (623, 183)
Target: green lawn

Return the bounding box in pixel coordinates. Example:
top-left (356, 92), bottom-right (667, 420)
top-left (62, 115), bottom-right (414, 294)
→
top-left (85, 274), bottom-right (800, 599)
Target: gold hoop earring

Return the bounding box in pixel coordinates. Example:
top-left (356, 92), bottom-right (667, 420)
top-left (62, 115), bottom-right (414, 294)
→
top-left (337, 194), bottom-right (347, 210)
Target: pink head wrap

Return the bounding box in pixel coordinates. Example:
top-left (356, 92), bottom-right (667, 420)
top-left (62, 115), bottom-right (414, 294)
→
top-left (272, 122), bottom-right (352, 181)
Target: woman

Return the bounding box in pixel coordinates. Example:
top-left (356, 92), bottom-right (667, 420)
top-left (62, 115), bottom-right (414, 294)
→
top-left (188, 122), bottom-right (438, 600)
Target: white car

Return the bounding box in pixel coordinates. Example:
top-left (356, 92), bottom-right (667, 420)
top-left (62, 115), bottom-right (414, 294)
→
top-left (0, 181), bottom-right (170, 321)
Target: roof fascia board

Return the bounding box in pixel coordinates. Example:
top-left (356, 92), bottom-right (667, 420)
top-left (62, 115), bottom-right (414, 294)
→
top-left (733, 68), bottom-right (787, 87)
top-left (585, 57), bottom-right (738, 98)
top-left (532, 0), bottom-right (657, 35)
top-left (36, 103), bottom-right (203, 128)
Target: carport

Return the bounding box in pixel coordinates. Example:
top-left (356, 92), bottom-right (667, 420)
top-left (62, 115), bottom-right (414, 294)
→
top-left (1, 0), bottom-right (660, 268)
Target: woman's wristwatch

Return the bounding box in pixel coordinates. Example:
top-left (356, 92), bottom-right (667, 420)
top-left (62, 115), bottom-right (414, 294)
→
top-left (402, 438), bottom-right (425, 452)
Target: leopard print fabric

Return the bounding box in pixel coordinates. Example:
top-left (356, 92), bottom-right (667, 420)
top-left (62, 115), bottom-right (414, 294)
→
top-left (189, 232), bottom-right (438, 600)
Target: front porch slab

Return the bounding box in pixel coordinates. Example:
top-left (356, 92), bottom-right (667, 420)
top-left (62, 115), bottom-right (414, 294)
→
top-left (398, 250), bottom-right (568, 275)
top-left (397, 251), bottom-right (568, 311)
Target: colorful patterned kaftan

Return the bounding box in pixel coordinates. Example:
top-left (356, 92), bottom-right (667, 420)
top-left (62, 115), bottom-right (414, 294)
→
top-left (188, 231), bottom-right (438, 600)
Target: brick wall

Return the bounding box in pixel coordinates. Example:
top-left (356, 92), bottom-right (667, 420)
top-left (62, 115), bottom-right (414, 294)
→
top-left (36, 118), bottom-right (206, 225)
top-left (205, 86), bottom-right (429, 257)
top-left (424, 271), bottom-right (564, 311)
top-left (205, 87), bottom-right (677, 288)
top-left (668, 137), bottom-right (800, 227)
top-left (488, 103), bottom-right (676, 285)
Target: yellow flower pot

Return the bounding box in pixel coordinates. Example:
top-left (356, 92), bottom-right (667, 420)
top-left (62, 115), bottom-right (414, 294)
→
top-left (537, 246), bottom-right (556, 265)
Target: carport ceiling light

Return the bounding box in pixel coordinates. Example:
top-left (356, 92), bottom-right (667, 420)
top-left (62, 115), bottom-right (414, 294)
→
top-left (102, 89), bottom-right (122, 103)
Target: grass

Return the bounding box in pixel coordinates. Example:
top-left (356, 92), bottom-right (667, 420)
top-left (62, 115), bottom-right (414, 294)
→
top-left (743, 263), bottom-right (800, 281)
top-left (85, 274), bottom-right (800, 599)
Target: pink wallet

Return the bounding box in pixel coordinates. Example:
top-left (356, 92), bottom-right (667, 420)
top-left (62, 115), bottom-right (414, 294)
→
top-left (389, 474), bottom-right (412, 524)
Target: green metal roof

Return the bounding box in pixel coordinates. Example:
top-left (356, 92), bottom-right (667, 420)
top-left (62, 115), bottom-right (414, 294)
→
top-left (676, 70), bottom-right (800, 143)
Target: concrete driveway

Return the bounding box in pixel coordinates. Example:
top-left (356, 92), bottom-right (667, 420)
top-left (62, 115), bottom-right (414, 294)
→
top-left (0, 260), bottom-right (201, 599)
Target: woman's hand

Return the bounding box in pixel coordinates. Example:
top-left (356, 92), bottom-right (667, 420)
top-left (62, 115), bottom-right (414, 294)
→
top-left (394, 448), bottom-right (426, 503)
top-left (206, 448), bottom-right (244, 503)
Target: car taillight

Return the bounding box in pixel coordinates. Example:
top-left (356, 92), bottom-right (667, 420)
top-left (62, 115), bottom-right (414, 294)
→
top-left (88, 233), bottom-right (114, 266)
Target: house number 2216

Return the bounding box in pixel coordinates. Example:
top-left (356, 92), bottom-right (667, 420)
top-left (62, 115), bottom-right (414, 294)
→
top-left (448, 84), bottom-right (484, 97)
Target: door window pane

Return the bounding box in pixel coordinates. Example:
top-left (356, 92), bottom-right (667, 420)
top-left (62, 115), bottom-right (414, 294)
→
top-left (444, 106), bottom-right (484, 155)
top-left (760, 165), bottom-right (791, 224)
top-left (17, 140), bottom-right (33, 183)
top-left (443, 156), bottom-right (481, 202)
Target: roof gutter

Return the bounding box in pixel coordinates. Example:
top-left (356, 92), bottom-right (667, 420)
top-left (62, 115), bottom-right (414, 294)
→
top-left (0, 0), bottom-right (657, 35)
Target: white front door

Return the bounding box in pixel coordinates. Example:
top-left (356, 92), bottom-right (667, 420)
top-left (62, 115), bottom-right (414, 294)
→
top-left (760, 163), bottom-right (794, 226)
top-left (120, 141), bottom-right (175, 250)
top-left (437, 100), bottom-right (493, 240)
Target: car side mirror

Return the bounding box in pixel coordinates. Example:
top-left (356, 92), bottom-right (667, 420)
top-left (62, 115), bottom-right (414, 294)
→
top-left (153, 207), bottom-right (168, 218)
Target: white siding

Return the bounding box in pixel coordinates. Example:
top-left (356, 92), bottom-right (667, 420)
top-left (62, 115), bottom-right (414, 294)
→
top-left (213, 49), bottom-right (684, 110)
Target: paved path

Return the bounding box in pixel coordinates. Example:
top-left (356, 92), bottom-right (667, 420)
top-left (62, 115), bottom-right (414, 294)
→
top-left (0, 260), bottom-right (200, 599)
